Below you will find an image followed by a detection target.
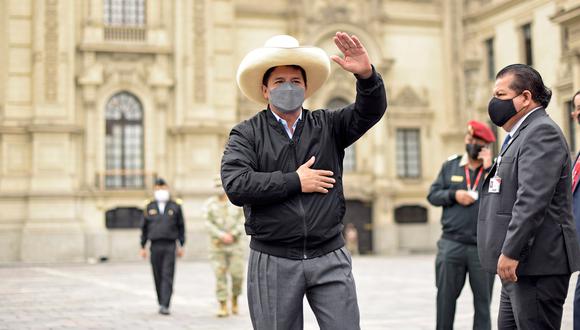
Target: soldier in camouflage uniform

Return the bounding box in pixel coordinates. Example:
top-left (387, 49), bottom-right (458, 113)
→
top-left (203, 181), bottom-right (245, 317)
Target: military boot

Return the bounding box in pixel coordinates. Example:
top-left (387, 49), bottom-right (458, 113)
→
top-left (217, 301), bottom-right (228, 317)
top-left (231, 296), bottom-right (239, 315)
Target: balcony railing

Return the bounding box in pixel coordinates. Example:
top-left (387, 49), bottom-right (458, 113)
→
top-left (104, 26), bottom-right (147, 42)
top-left (95, 170), bottom-right (157, 191)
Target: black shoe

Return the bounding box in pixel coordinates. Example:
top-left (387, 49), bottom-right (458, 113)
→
top-left (159, 306), bottom-right (170, 315)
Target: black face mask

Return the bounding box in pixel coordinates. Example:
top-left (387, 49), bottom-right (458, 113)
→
top-left (488, 96), bottom-right (519, 127)
top-left (465, 143), bottom-right (483, 160)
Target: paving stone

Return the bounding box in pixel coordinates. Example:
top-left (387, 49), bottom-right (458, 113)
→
top-left (0, 255), bottom-right (575, 329)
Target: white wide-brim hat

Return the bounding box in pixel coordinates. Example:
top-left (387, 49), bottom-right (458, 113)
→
top-left (236, 35), bottom-right (331, 105)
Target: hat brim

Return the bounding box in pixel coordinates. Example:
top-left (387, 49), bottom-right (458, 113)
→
top-left (237, 47), bottom-right (331, 105)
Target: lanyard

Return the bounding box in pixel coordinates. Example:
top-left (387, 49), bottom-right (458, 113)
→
top-left (465, 166), bottom-right (483, 191)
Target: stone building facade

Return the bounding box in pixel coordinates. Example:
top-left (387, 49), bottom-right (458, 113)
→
top-left (0, 0), bottom-right (579, 262)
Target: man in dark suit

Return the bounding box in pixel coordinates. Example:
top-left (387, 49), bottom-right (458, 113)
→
top-left (570, 90), bottom-right (580, 330)
top-left (478, 64), bottom-right (580, 329)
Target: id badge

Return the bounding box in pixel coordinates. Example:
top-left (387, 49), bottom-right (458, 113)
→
top-left (488, 176), bottom-right (501, 194)
top-left (467, 190), bottom-right (479, 201)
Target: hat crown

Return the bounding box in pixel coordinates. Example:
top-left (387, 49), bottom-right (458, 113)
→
top-left (264, 35), bottom-right (300, 48)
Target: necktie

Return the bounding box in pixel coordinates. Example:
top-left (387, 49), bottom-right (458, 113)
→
top-left (500, 134), bottom-right (512, 153)
top-left (573, 156), bottom-right (580, 192)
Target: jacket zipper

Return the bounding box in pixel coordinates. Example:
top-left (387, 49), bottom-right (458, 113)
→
top-left (299, 196), bottom-right (307, 259)
top-left (289, 137), bottom-right (308, 259)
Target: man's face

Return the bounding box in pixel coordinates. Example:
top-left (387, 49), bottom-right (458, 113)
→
top-left (261, 66), bottom-right (306, 101)
top-left (493, 74), bottom-right (525, 109)
top-left (153, 184), bottom-right (170, 202)
top-left (493, 73), bottom-right (533, 129)
top-left (572, 94), bottom-right (580, 124)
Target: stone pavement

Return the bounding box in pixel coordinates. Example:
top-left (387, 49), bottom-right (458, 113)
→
top-left (0, 254), bottom-right (575, 329)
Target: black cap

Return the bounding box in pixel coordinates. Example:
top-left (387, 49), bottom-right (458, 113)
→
top-left (155, 178), bottom-right (167, 186)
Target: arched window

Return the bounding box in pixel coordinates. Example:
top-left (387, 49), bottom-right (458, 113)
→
top-left (327, 97), bottom-right (356, 172)
top-left (105, 92), bottom-right (144, 189)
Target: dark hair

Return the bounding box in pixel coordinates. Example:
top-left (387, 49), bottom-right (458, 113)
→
top-left (496, 64), bottom-right (552, 108)
top-left (573, 90), bottom-right (580, 104)
top-left (262, 65), bottom-right (307, 87)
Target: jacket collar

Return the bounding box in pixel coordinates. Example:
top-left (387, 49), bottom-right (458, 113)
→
top-left (499, 107), bottom-right (545, 157)
top-left (153, 200), bottom-right (173, 215)
top-left (485, 108), bottom-right (546, 180)
top-left (459, 153), bottom-right (468, 167)
top-left (266, 108), bottom-right (308, 141)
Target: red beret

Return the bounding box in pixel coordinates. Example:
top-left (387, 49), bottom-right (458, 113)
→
top-left (467, 120), bottom-right (496, 143)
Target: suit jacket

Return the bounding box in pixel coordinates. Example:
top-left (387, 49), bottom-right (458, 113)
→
top-left (477, 108), bottom-right (580, 275)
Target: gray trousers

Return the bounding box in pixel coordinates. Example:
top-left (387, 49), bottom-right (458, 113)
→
top-left (247, 247), bottom-right (360, 330)
top-left (435, 238), bottom-right (495, 330)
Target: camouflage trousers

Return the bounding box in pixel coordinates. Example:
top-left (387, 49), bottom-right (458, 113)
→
top-left (210, 246), bottom-right (244, 302)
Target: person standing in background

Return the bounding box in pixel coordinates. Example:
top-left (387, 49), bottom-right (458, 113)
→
top-left (203, 177), bottom-right (245, 317)
top-left (428, 120), bottom-right (496, 330)
top-left (140, 178), bottom-right (185, 315)
top-left (344, 223), bottom-right (359, 255)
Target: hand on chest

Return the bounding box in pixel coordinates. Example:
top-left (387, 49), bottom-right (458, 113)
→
top-left (256, 126), bottom-right (336, 172)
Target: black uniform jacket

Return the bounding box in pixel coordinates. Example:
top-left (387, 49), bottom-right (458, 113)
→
top-left (221, 69), bottom-right (387, 259)
top-left (477, 108), bottom-right (580, 275)
top-left (428, 154), bottom-right (487, 245)
top-left (140, 200), bottom-right (185, 248)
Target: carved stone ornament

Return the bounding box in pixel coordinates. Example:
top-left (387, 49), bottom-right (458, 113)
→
top-left (391, 86), bottom-right (429, 107)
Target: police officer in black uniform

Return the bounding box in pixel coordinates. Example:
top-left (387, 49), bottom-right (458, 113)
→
top-left (140, 178), bottom-right (185, 315)
top-left (427, 120), bottom-right (496, 330)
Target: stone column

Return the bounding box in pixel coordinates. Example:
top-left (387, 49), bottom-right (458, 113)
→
top-left (149, 54), bottom-right (173, 180)
top-left (0, 0), bottom-right (35, 262)
top-left (574, 53), bottom-right (580, 93)
top-left (373, 188), bottom-right (398, 254)
top-left (21, 0), bottom-right (85, 262)
top-left (82, 0), bottom-right (103, 43)
top-left (441, 0), bottom-right (465, 132)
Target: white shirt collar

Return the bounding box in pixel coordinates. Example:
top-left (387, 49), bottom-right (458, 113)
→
top-left (270, 109), bottom-right (303, 138)
top-left (508, 106), bottom-right (542, 137)
top-left (270, 109), bottom-right (303, 123)
top-left (158, 202), bottom-right (166, 214)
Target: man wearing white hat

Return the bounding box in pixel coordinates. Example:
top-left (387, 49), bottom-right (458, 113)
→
top-left (221, 32), bottom-right (387, 329)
